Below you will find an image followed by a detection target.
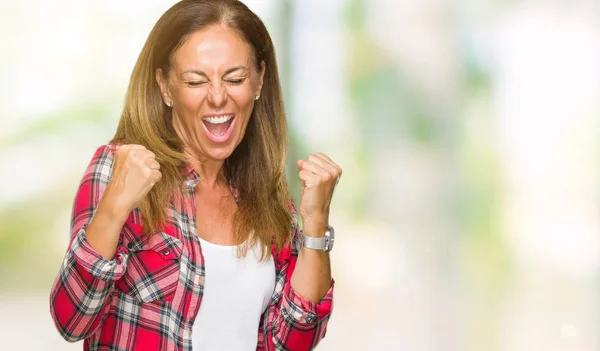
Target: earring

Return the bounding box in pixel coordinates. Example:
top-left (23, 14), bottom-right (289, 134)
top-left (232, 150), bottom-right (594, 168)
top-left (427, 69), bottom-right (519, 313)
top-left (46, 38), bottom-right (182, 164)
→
top-left (166, 101), bottom-right (173, 107)
top-left (254, 95), bottom-right (260, 100)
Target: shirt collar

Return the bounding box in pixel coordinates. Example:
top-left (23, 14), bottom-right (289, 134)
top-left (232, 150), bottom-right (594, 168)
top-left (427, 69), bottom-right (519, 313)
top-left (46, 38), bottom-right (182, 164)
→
top-left (182, 162), bottom-right (200, 189)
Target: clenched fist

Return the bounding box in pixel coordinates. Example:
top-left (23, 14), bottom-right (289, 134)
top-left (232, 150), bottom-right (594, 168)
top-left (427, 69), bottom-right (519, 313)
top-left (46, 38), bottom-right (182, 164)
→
top-left (104, 144), bottom-right (162, 218)
top-left (297, 152), bottom-right (342, 237)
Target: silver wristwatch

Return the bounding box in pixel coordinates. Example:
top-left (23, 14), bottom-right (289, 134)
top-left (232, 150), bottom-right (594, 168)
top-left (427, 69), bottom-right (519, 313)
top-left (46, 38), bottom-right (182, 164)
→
top-left (299, 225), bottom-right (335, 252)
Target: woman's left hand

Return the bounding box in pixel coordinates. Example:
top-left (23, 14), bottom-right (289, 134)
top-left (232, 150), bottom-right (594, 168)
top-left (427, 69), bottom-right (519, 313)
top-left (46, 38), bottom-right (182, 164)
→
top-left (297, 153), bottom-right (342, 237)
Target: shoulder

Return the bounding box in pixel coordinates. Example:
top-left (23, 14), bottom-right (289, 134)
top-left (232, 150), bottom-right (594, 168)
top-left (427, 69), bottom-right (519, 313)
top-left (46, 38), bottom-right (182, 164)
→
top-left (92, 144), bottom-right (116, 161)
top-left (80, 144), bottom-right (117, 182)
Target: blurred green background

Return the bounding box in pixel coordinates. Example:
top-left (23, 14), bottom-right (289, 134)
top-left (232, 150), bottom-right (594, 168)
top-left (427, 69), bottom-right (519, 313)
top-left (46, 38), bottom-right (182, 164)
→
top-left (0, 0), bottom-right (599, 350)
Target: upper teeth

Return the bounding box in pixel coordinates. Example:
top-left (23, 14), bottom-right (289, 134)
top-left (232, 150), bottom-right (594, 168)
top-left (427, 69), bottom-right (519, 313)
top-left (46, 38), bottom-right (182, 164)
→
top-left (203, 114), bottom-right (233, 124)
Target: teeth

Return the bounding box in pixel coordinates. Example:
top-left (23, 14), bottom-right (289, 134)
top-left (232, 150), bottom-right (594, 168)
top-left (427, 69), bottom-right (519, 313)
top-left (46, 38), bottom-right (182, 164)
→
top-left (203, 114), bottom-right (233, 124)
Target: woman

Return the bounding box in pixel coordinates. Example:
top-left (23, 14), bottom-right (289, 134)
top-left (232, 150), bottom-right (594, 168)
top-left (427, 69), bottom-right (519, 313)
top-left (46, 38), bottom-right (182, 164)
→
top-left (49, 1), bottom-right (341, 350)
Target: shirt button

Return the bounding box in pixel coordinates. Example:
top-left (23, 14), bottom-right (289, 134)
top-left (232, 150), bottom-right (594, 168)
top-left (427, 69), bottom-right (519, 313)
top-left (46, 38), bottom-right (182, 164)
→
top-left (127, 242), bottom-right (134, 250)
top-left (163, 249), bottom-right (170, 256)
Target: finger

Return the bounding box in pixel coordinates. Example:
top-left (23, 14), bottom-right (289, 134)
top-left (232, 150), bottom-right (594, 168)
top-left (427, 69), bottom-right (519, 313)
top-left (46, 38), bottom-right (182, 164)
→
top-left (298, 169), bottom-right (319, 188)
top-left (150, 170), bottom-right (162, 184)
top-left (299, 160), bottom-right (327, 176)
top-left (129, 149), bottom-right (155, 165)
top-left (120, 144), bottom-right (147, 152)
top-left (117, 145), bottom-right (147, 161)
top-left (308, 154), bottom-right (339, 179)
top-left (315, 152), bottom-right (342, 175)
top-left (145, 159), bottom-right (161, 170)
top-left (299, 160), bottom-right (335, 184)
top-left (139, 149), bottom-right (156, 160)
top-left (297, 159), bottom-right (303, 170)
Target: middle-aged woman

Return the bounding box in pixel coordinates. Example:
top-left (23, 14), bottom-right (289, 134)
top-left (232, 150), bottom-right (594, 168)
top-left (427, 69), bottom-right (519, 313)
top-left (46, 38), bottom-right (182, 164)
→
top-left (49, 1), bottom-right (341, 350)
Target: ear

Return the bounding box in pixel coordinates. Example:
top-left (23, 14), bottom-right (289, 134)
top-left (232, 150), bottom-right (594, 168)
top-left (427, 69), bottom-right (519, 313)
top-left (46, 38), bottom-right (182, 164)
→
top-left (155, 68), bottom-right (171, 103)
top-left (256, 61), bottom-right (266, 96)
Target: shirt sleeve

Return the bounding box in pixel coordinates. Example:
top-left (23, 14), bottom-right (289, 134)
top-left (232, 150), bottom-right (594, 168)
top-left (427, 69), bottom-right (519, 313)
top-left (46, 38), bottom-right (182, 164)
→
top-left (49, 144), bottom-right (131, 342)
top-left (270, 205), bottom-right (335, 350)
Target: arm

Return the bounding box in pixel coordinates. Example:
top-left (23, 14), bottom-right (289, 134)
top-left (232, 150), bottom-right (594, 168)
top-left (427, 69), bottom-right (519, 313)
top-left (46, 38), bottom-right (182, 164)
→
top-left (49, 145), bottom-right (127, 341)
top-left (270, 152), bottom-right (341, 350)
top-left (49, 144), bottom-right (160, 342)
top-left (290, 152), bottom-right (340, 303)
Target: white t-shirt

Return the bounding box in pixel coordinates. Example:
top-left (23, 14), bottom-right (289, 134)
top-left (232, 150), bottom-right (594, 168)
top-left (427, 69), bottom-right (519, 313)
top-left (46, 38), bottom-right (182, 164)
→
top-left (192, 237), bottom-right (276, 350)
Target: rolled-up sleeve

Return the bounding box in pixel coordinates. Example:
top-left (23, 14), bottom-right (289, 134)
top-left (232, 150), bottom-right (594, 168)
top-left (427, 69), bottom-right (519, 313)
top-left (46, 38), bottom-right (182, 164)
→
top-left (268, 204), bottom-right (335, 350)
top-left (270, 278), bottom-right (334, 351)
top-left (70, 225), bottom-right (129, 282)
top-left (281, 279), bottom-right (334, 325)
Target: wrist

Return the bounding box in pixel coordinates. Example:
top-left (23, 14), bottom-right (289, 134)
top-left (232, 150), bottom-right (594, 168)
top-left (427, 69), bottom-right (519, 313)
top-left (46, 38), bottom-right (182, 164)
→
top-left (301, 217), bottom-right (328, 238)
top-left (97, 191), bottom-right (131, 225)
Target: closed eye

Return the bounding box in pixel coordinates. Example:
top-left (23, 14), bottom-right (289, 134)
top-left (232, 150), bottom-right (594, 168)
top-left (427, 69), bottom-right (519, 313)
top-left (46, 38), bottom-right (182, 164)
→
top-left (186, 81), bottom-right (207, 87)
top-left (225, 78), bottom-right (245, 85)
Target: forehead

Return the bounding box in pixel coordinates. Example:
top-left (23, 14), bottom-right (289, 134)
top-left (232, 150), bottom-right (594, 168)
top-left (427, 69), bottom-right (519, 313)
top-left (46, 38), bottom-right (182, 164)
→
top-left (172, 24), bottom-right (254, 73)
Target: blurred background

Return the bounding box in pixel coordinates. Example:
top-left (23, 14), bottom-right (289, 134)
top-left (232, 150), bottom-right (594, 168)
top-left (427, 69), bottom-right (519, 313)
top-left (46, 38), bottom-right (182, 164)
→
top-left (0, 0), bottom-right (599, 350)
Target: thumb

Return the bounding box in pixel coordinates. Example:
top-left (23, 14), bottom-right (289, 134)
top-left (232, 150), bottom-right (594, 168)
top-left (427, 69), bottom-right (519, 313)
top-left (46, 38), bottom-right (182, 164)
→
top-left (297, 159), bottom-right (303, 170)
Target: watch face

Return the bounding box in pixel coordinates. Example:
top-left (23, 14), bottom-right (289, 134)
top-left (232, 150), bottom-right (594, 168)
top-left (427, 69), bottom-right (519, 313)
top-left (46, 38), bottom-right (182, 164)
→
top-left (325, 226), bottom-right (335, 251)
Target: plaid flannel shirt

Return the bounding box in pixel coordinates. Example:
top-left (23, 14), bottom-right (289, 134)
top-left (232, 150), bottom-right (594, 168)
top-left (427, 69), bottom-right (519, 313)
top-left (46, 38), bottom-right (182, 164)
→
top-left (50, 145), bottom-right (334, 350)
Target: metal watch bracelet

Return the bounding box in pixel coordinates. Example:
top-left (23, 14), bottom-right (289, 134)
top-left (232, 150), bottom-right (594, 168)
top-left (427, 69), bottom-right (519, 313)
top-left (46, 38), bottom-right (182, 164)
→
top-left (299, 225), bottom-right (335, 252)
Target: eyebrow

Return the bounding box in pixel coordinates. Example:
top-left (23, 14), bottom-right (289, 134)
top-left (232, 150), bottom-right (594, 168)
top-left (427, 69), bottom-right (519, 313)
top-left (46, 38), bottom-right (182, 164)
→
top-left (181, 66), bottom-right (249, 78)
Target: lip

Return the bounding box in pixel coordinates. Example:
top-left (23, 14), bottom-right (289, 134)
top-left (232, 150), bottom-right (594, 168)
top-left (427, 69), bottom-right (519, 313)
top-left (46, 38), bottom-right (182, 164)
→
top-left (201, 113), bottom-right (236, 143)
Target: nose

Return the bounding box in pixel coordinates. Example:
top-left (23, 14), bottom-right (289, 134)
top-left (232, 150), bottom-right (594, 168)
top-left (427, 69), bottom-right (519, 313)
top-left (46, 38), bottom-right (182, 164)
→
top-left (207, 82), bottom-right (228, 109)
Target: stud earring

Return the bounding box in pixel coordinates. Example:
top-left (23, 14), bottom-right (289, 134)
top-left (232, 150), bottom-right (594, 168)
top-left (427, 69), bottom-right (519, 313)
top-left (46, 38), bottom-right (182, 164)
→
top-left (166, 101), bottom-right (173, 107)
top-left (254, 95), bottom-right (260, 100)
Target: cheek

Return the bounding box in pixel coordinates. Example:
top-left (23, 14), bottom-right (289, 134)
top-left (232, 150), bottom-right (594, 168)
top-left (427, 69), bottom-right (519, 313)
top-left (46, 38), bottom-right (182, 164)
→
top-left (229, 86), bottom-right (256, 112)
top-left (174, 88), bottom-right (205, 110)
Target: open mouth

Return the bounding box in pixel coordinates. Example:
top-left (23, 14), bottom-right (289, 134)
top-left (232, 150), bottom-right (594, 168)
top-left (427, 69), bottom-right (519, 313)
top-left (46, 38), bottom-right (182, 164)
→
top-left (201, 113), bottom-right (235, 143)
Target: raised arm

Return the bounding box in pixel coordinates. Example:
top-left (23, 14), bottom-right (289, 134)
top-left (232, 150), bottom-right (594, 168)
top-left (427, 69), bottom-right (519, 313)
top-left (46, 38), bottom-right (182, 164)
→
top-left (49, 144), bottom-right (161, 341)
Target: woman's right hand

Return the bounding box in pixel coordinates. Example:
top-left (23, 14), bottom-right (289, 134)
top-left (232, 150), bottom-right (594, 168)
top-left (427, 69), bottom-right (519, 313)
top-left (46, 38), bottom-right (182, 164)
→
top-left (103, 144), bottom-right (162, 221)
top-left (82, 144), bottom-right (161, 259)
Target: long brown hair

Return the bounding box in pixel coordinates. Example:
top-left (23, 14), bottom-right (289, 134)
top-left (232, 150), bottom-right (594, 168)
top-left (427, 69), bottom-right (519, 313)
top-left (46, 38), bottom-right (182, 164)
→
top-left (111, 0), bottom-right (292, 258)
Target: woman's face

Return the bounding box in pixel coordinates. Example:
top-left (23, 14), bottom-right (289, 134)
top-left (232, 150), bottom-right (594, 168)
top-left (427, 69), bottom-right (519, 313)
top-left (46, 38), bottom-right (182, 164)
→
top-left (156, 24), bottom-right (264, 163)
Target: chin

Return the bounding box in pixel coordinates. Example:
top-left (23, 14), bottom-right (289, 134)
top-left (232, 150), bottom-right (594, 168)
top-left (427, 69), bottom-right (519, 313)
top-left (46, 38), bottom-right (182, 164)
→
top-left (206, 147), bottom-right (235, 161)
top-left (198, 138), bottom-right (240, 161)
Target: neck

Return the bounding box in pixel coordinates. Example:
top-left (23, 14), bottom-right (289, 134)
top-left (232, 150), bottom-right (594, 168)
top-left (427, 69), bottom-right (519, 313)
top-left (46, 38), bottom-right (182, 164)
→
top-left (185, 150), bottom-right (227, 190)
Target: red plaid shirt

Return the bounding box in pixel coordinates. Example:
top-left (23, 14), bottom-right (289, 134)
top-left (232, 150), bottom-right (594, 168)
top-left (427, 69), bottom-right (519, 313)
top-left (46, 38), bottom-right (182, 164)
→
top-left (50, 145), bottom-right (334, 350)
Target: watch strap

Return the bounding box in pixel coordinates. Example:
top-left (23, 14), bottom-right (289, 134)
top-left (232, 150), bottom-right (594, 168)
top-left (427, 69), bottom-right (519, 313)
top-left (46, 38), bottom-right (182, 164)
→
top-left (299, 225), bottom-right (334, 252)
top-left (302, 234), bottom-right (327, 251)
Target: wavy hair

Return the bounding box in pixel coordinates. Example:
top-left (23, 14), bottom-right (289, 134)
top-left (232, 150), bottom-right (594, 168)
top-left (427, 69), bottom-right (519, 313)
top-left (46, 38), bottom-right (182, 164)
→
top-left (111, 0), bottom-right (292, 258)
